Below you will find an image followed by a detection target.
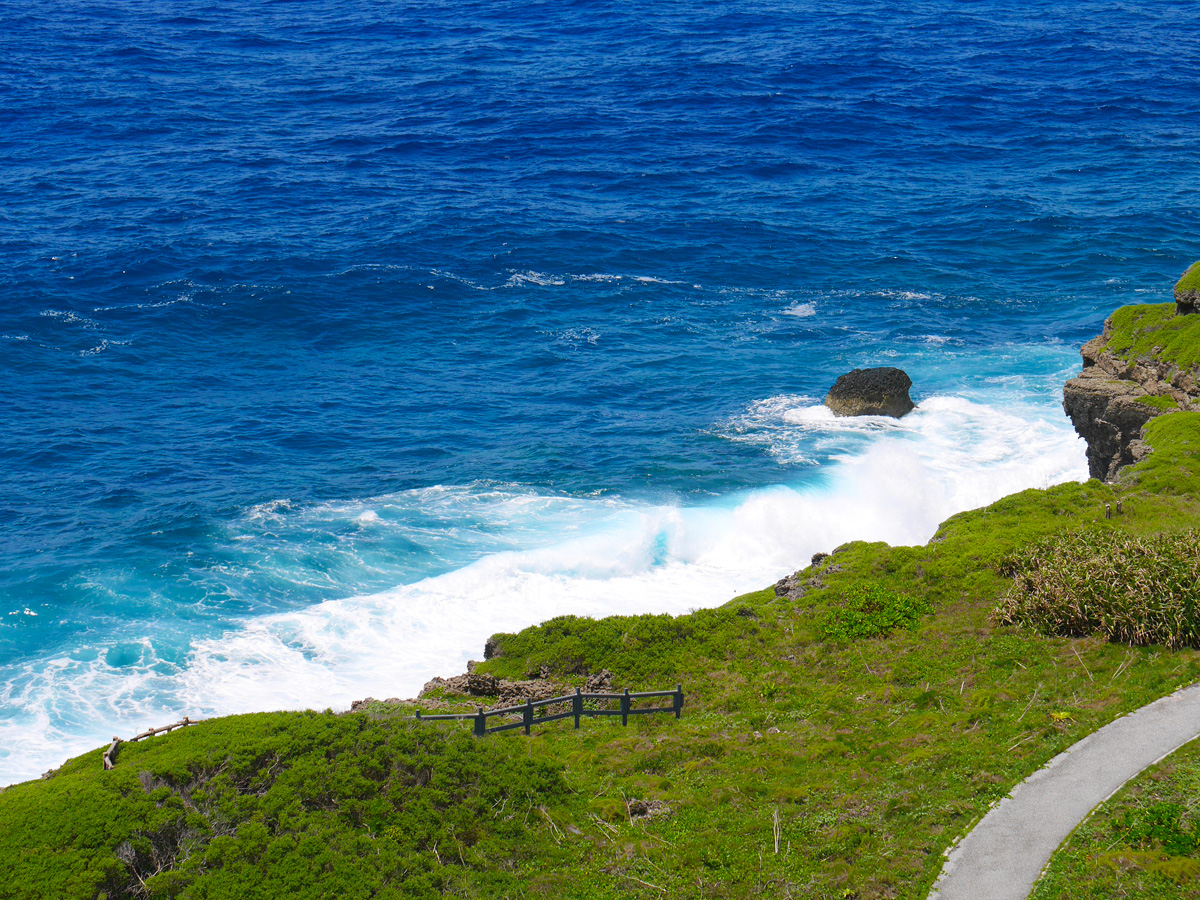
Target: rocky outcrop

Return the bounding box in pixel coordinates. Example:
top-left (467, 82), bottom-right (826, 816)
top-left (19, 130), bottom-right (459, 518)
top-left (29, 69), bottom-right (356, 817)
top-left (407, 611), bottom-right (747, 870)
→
top-left (1063, 319), bottom-right (1198, 481)
top-left (824, 367), bottom-right (915, 418)
top-left (773, 552), bottom-right (840, 601)
top-left (419, 666), bottom-right (615, 706)
top-left (348, 668), bottom-right (616, 715)
top-left (1176, 261), bottom-right (1200, 315)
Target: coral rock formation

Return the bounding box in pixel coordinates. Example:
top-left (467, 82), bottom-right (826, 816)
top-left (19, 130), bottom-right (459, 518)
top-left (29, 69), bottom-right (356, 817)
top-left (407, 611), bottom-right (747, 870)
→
top-left (824, 367), bottom-right (915, 418)
top-left (1063, 315), bottom-right (1199, 481)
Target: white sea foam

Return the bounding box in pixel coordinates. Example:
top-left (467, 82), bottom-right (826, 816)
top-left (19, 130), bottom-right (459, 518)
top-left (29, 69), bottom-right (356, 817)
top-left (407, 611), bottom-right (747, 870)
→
top-left (39, 309), bottom-right (98, 328)
top-left (783, 301), bottom-right (817, 317)
top-left (504, 270), bottom-right (567, 287)
top-left (550, 326), bottom-right (601, 346)
top-left (93, 295), bottom-right (196, 312)
top-left (503, 270), bottom-right (675, 288)
top-left (0, 390), bottom-right (1088, 785)
top-left (80, 338), bottom-right (131, 356)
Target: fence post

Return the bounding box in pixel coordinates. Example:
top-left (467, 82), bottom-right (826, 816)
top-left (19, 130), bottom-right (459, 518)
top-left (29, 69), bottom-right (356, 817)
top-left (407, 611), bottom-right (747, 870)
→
top-left (103, 737), bottom-right (120, 770)
top-left (621, 689), bottom-right (630, 727)
top-left (414, 710), bottom-right (422, 723)
top-left (573, 688), bottom-right (582, 729)
top-left (474, 707), bottom-right (486, 737)
top-left (523, 699), bottom-right (533, 736)
top-left (674, 684), bottom-right (683, 718)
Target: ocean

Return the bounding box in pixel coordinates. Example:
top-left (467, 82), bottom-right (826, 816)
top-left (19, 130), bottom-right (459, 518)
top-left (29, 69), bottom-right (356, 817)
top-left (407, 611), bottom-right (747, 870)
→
top-left (1, 0), bottom-right (1198, 784)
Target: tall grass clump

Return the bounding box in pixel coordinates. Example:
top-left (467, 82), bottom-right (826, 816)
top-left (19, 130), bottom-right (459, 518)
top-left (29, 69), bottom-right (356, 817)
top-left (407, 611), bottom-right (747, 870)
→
top-left (995, 529), bottom-right (1200, 648)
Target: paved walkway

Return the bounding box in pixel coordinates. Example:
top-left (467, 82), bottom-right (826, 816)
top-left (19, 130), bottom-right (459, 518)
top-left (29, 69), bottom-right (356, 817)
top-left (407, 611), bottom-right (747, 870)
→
top-left (928, 681), bottom-right (1200, 900)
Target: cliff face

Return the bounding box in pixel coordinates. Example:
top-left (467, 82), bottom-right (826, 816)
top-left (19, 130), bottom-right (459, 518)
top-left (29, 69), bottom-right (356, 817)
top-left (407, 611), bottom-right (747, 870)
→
top-left (1063, 314), bottom-right (1200, 481)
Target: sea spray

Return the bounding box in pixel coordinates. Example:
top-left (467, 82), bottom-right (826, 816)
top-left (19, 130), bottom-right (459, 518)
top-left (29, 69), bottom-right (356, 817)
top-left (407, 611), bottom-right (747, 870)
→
top-left (0, 390), bottom-right (1086, 784)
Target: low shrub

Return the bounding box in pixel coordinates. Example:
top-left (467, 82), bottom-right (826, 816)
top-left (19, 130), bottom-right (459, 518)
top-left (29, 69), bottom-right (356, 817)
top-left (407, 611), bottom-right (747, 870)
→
top-left (995, 528), bottom-right (1200, 648)
top-left (820, 582), bottom-right (929, 640)
top-left (1119, 802), bottom-right (1200, 856)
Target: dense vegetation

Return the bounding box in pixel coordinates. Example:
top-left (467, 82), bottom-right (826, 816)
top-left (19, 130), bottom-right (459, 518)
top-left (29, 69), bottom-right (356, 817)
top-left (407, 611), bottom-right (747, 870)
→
top-left (0, 713), bottom-right (571, 900)
top-left (5, 325), bottom-right (1200, 898)
top-left (1105, 302), bottom-right (1200, 371)
top-left (1176, 260), bottom-right (1200, 299)
top-left (996, 528), bottom-right (1200, 648)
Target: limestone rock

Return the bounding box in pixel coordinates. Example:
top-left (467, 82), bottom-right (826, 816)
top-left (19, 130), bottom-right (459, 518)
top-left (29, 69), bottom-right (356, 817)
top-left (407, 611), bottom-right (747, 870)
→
top-left (1175, 261), bottom-right (1200, 315)
top-left (627, 799), bottom-right (672, 820)
top-left (824, 367), bottom-right (915, 418)
top-left (1062, 312), bottom-right (1198, 481)
top-left (1062, 368), bottom-right (1160, 481)
top-left (497, 679), bottom-right (562, 705)
top-left (419, 672), bottom-right (500, 697)
top-left (585, 669), bottom-right (614, 692)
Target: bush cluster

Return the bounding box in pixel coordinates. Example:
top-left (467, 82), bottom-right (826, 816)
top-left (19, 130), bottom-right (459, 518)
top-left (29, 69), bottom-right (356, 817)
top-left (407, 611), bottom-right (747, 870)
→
top-left (820, 582), bottom-right (929, 641)
top-left (995, 528), bottom-right (1200, 648)
top-left (0, 711), bottom-right (570, 900)
top-left (1119, 802), bottom-right (1200, 856)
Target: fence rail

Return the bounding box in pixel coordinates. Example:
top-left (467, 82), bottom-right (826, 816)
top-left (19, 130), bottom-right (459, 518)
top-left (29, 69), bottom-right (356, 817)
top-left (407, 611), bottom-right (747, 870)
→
top-left (412, 685), bottom-right (684, 736)
top-left (100, 687), bottom-right (683, 770)
top-left (103, 716), bottom-right (200, 770)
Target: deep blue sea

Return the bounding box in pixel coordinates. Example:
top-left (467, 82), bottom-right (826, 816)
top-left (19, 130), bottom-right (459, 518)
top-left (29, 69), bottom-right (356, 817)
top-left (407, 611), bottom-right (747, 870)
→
top-left (2, 0), bottom-right (1198, 783)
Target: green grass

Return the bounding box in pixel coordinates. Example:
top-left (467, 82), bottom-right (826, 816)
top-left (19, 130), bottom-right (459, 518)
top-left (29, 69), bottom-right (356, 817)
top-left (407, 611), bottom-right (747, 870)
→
top-left (1105, 302), bottom-right (1200, 371)
top-left (1176, 260), bottom-right (1200, 298)
top-left (1032, 737), bottom-right (1200, 900)
top-left (1138, 394), bottom-right (1179, 410)
top-left (5, 330), bottom-right (1200, 899)
top-left (1120, 412), bottom-right (1200, 498)
top-left (820, 582), bottom-right (929, 640)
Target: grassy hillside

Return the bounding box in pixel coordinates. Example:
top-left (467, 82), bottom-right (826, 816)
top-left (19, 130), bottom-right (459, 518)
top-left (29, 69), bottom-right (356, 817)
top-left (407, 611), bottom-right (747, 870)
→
top-left (5, 351), bottom-right (1200, 898)
top-left (1105, 302), bottom-right (1200, 372)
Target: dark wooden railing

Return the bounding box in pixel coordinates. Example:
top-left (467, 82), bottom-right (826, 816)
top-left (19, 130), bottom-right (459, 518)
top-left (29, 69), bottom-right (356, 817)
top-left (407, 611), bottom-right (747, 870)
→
top-left (411, 685), bottom-right (684, 736)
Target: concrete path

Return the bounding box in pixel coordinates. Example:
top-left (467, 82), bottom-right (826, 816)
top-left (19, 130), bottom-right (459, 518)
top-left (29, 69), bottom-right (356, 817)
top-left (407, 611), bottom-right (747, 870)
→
top-left (928, 681), bottom-right (1200, 900)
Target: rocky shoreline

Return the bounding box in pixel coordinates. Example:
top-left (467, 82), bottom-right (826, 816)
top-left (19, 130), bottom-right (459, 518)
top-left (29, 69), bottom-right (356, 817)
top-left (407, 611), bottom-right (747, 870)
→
top-left (1063, 314), bottom-right (1200, 482)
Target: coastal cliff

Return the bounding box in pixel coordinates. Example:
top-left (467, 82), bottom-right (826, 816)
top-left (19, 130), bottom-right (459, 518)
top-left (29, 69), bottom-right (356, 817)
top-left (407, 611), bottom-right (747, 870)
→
top-left (1064, 297), bottom-right (1200, 481)
top-left (5, 304), bottom-right (1200, 900)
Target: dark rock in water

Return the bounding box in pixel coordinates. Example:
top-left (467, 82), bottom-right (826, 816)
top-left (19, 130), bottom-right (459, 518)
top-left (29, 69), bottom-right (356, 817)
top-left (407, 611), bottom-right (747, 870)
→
top-left (824, 367), bottom-right (915, 418)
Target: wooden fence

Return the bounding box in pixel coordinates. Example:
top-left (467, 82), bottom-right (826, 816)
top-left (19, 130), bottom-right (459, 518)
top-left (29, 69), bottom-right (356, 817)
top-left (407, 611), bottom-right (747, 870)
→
top-left (411, 685), bottom-right (684, 736)
top-left (103, 716), bottom-right (200, 769)
top-left (101, 687), bottom-right (684, 769)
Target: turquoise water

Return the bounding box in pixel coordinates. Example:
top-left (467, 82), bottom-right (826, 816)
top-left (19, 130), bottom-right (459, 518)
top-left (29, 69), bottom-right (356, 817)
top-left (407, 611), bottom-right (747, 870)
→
top-left (1, 0), bottom-right (1198, 783)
